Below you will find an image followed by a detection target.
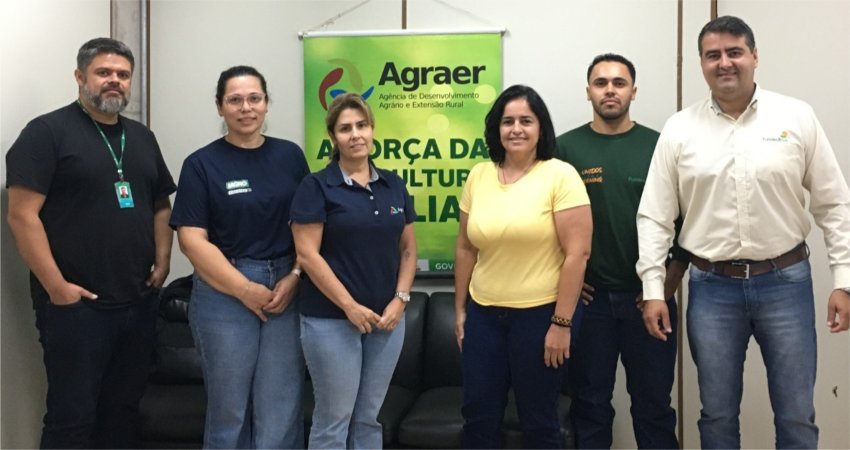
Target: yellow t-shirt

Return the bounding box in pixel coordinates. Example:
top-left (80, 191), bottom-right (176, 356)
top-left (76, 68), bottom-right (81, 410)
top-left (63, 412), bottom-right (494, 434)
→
top-left (460, 159), bottom-right (589, 308)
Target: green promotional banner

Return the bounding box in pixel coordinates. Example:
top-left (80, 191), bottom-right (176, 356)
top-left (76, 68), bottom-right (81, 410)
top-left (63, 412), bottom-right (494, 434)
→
top-left (303, 32), bottom-right (502, 275)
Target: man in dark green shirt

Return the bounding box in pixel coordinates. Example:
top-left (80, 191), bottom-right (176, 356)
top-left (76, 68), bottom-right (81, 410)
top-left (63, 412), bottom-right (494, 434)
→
top-left (556, 53), bottom-right (687, 449)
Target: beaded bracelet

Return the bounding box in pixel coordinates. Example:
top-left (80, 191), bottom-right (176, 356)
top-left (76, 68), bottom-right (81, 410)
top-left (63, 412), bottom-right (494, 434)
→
top-left (550, 314), bottom-right (572, 328)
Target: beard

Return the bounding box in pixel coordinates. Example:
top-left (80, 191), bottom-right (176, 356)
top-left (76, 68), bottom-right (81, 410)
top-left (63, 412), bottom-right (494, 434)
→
top-left (592, 101), bottom-right (630, 122)
top-left (82, 83), bottom-right (129, 115)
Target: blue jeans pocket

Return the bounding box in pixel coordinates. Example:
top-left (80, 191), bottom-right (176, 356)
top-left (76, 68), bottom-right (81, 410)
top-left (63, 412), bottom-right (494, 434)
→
top-left (192, 274), bottom-right (221, 298)
top-left (689, 264), bottom-right (712, 282)
top-left (774, 259), bottom-right (811, 283)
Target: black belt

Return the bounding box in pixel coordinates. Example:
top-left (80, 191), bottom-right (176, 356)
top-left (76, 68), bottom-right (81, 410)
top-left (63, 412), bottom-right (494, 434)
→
top-left (690, 244), bottom-right (809, 279)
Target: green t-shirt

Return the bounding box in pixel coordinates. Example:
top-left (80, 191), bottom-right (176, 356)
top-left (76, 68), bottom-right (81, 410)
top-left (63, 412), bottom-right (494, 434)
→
top-left (556, 123), bottom-right (659, 291)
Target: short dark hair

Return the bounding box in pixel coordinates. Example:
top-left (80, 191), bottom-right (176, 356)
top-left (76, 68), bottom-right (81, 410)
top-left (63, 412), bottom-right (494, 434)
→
top-left (587, 53), bottom-right (636, 84)
top-left (325, 93), bottom-right (375, 161)
top-left (698, 15), bottom-right (756, 54)
top-left (484, 85), bottom-right (556, 164)
top-left (77, 37), bottom-right (134, 72)
top-left (215, 65), bottom-right (270, 107)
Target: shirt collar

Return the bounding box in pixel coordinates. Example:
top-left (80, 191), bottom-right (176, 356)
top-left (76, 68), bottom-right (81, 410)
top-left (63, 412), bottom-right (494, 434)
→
top-left (709, 83), bottom-right (760, 116)
top-left (326, 159), bottom-right (382, 187)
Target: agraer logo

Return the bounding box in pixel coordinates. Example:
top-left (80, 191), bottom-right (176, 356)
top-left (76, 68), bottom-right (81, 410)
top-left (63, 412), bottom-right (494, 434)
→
top-left (318, 59), bottom-right (375, 110)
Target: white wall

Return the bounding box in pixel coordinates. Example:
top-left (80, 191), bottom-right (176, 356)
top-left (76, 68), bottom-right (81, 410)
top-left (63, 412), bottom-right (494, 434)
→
top-left (2, 0), bottom-right (848, 448)
top-left (0, 1), bottom-right (110, 448)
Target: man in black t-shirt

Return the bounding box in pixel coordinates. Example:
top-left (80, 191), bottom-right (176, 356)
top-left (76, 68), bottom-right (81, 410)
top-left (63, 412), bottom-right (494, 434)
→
top-left (5, 38), bottom-right (176, 449)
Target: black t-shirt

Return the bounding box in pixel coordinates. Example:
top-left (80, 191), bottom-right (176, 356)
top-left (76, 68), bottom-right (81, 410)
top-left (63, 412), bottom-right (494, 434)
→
top-left (5, 102), bottom-right (177, 309)
top-left (169, 137), bottom-right (309, 260)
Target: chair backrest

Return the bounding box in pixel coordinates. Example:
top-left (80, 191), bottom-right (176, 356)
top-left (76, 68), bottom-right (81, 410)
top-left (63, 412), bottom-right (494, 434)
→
top-left (150, 275), bottom-right (203, 384)
top-left (158, 274), bottom-right (193, 322)
top-left (422, 292), bottom-right (463, 389)
top-left (389, 291), bottom-right (428, 392)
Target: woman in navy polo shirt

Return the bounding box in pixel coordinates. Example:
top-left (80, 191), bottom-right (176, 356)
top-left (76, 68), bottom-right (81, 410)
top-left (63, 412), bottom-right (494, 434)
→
top-left (170, 66), bottom-right (309, 449)
top-left (291, 92), bottom-right (417, 449)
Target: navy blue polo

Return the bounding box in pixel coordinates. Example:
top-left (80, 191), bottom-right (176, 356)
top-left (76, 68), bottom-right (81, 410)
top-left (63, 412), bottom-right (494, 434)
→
top-left (291, 160), bottom-right (415, 319)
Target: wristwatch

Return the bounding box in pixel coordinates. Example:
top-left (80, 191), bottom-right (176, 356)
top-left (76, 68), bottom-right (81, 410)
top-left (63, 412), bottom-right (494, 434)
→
top-left (394, 291), bottom-right (411, 303)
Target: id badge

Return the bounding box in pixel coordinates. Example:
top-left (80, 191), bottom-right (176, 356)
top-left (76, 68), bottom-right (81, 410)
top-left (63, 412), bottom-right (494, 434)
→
top-left (114, 181), bottom-right (135, 208)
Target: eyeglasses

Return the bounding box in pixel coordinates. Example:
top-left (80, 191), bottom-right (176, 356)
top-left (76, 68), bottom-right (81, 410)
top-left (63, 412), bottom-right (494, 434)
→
top-left (223, 94), bottom-right (266, 108)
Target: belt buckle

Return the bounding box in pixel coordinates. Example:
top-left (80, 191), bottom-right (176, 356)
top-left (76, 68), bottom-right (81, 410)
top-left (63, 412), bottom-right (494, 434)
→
top-left (731, 262), bottom-right (750, 279)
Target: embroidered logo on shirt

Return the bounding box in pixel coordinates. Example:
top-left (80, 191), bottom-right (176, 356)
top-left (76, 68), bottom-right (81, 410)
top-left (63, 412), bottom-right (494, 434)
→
top-left (762, 130), bottom-right (789, 142)
top-left (226, 179), bottom-right (252, 196)
top-left (390, 206), bottom-right (405, 215)
top-left (580, 166), bottom-right (603, 184)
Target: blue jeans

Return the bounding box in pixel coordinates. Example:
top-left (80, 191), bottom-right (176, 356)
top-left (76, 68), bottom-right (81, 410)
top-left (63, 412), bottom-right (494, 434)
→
top-left (688, 259), bottom-right (818, 449)
top-left (461, 300), bottom-right (567, 449)
top-left (35, 293), bottom-right (158, 449)
top-left (189, 256), bottom-right (305, 449)
top-left (570, 288), bottom-right (678, 449)
top-left (301, 315), bottom-right (405, 449)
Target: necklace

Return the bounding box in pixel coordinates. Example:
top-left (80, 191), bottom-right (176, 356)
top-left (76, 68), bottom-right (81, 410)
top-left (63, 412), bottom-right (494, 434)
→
top-left (499, 159), bottom-right (537, 185)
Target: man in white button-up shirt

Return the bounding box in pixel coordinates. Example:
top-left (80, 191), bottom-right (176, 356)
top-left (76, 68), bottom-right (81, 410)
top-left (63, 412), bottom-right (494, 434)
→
top-left (636, 15), bottom-right (850, 449)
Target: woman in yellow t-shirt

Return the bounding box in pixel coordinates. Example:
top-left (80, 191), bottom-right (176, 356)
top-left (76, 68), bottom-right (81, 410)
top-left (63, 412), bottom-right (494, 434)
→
top-left (454, 84), bottom-right (592, 448)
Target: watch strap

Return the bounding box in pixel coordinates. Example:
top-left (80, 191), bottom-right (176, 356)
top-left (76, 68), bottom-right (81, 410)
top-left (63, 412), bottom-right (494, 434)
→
top-left (394, 291), bottom-right (411, 303)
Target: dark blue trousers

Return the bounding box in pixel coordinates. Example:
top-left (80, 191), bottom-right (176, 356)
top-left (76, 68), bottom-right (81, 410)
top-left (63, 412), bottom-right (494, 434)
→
top-left (461, 300), bottom-right (569, 449)
top-left (35, 297), bottom-right (157, 449)
top-left (569, 288), bottom-right (678, 449)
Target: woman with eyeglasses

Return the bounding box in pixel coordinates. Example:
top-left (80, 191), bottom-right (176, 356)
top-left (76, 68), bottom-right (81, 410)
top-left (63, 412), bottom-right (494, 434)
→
top-left (170, 65), bottom-right (309, 449)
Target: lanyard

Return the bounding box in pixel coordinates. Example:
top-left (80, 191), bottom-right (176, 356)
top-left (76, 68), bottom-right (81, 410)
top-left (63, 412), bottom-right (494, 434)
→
top-left (77, 100), bottom-right (126, 181)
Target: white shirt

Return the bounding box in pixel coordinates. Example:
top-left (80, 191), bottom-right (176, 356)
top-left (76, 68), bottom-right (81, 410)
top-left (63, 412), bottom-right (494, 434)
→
top-left (637, 86), bottom-right (850, 300)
